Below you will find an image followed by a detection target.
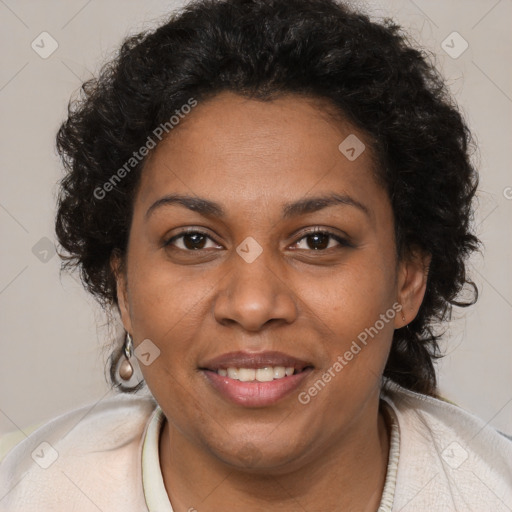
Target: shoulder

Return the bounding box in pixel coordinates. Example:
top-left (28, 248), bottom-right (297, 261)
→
top-left (0, 392), bottom-right (158, 512)
top-left (381, 381), bottom-right (512, 511)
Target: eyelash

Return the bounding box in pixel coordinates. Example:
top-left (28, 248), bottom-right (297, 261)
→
top-left (163, 228), bottom-right (352, 252)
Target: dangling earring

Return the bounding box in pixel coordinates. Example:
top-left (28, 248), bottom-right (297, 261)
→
top-left (119, 333), bottom-right (134, 381)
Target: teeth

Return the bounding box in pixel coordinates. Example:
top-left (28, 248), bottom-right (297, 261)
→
top-left (255, 367), bottom-right (274, 382)
top-left (273, 367), bottom-right (285, 379)
top-left (227, 368), bottom-right (239, 379)
top-left (219, 366), bottom-right (296, 382)
top-left (238, 368), bottom-right (256, 382)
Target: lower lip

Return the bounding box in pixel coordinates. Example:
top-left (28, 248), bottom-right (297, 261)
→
top-left (202, 369), bottom-right (312, 407)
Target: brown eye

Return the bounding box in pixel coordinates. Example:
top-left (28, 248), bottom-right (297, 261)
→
top-left (292, 230), bottom-right (352, 251)
top-left (181, 232), bottom-right (207, 250)
top-left (304, 232), bottom-right (330, 250)
top-left (164, 230), bottom-right (221, 251)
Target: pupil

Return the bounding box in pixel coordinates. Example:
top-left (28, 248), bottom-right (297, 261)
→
top-left (309, 233), bottom-right (328, 250)
top-left (184, 233), bottom-right (206, 250)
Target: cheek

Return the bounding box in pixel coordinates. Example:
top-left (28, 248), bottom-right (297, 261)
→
top-left (127, 252), bottom-right (207, 332)
top-left (124, 255), bottom-right (214, 393)
top-left (301, 251), bottom-right (397, 382)
top-left (124, 263), bottom-right (217, 439)
top-left (125, 262), bottom-right (204, 414)
top-left (307, 251), bottom-right (397, 328)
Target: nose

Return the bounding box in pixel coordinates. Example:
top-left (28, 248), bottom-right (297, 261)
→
top-left (213, 248), bottom-right (298, 332)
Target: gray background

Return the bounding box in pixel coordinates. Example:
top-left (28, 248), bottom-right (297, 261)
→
top-left (1, 0), bottom-right (511, 444)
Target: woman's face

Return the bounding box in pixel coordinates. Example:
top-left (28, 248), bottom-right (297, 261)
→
top-left (116, 91), bottom-right (427, 471)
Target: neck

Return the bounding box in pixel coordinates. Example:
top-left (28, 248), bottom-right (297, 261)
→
top-left (159, 400), bottom-right (390, 512)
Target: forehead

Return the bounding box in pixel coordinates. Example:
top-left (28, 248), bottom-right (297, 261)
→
top-left (135, 91), bottom-right (384, 216)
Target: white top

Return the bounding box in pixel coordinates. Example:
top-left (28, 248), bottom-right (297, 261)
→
top-left (141, 405), bottom-right (173, 511)
top-left (140, 402), bottom-right (400, 511)
top-left (1, 382), bottom-right (511, 511)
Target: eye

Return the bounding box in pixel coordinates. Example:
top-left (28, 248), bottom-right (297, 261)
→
top-left (163, 228), bottom-right (352, 253)
top-left (164, 230), bottom-right (222, 251)
top-left (291, 229), bottom-right (352, 251)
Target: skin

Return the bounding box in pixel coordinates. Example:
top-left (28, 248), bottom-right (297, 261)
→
top-left (114, 91), bottom-right (430, 511)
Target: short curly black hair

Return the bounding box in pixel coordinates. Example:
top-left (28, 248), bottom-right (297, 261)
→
top-left (55, 0), bottom-right (479, 397)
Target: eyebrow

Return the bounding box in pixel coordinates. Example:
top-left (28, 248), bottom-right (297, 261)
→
top-left (145, 192), bottom-right (370, 221)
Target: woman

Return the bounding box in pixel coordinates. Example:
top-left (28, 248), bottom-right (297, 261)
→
top-left (1, 0), bottom-right (511, 510)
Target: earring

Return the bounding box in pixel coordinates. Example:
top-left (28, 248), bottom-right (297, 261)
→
top-left (400, 306), bottom-right (406, 323)
top-left (119, 333), bottom-right (134, 381)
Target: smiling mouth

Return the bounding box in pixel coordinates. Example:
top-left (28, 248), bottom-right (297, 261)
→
top-left (200, 365), bottom-right (314, 407)
top-left (204, 365), bottom-right (312, 382)
top-left (198, 350), bottom-right (314, 406)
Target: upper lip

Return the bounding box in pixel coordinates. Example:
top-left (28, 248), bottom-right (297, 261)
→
top-left (200, 351), bottom-right (313, 371)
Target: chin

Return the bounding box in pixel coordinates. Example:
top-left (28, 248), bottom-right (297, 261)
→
top-left (205, 432), bottom-right (312, 474)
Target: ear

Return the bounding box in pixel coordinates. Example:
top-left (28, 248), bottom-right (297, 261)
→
top-left (110, 251), bottom-right (133, 335)
top-left (395, 247), bottom-right (431, 329)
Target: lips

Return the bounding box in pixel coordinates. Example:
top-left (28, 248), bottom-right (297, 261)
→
top-left (199, 351), bottom-right (314, 407)
top-left (200, 350), bottom-right (312, 372)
